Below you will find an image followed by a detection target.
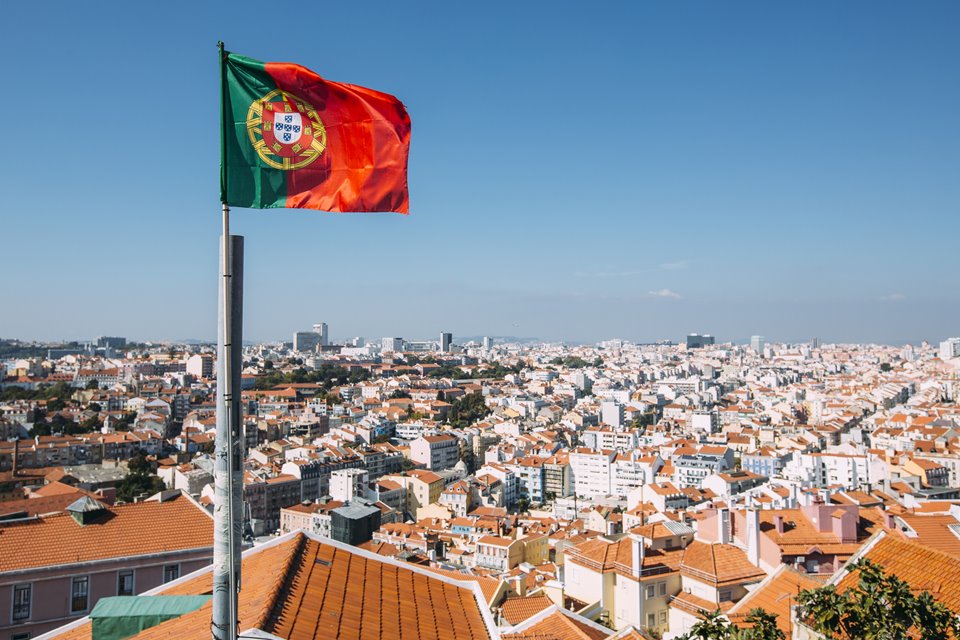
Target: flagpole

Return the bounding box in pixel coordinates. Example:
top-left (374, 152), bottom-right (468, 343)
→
top-left (213, 41), bottom-right (241, 640)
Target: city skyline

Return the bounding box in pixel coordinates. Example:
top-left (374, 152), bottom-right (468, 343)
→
top-left (2, 1), bottom-right (958, 345)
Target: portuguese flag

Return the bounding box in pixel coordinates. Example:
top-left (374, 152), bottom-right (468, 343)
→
top-left (220, 50), bottom-right (410, 213)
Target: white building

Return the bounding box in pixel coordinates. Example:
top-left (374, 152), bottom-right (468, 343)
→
top-left (570, 448), bottom-right (615, 497)
top-left (410, 434), bottom-right (459, 470)
top-left (330, 468), bottom-right (369, 502)
top-left (940, 337), bottom-right (960, 360)
top-left (185, 354), bottom-right (213, 379)
top-left (381, 337), bottom-right (404, 353)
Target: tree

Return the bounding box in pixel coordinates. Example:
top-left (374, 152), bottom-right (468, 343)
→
top-left (880, 362), bottom-right (893, 372)
top-left (448, 392), bottom-right (491, 428)
top-left (389, 389), bottom-right (411, 399)
top-left (678, 609), bottom-right (783, 640)
top-left (85, 379), bottom-right (99, 390)
top-left (116, 451), bottom-right (164, 503)
top-left (796, 558), bottom-right (960, 639)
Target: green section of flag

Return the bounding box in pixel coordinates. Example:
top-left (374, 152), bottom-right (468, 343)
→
top-left (220, 52), bottom-right (286, 208)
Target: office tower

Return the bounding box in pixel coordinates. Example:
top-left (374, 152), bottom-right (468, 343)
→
top-left (686, 333), bottom-right (715, 349)
top-left (751, 335), bottom-right (765, 353)
top-left (440, 332), bottom-right (453, 353)
top-left (940, 338), bottom-right (960, 360)
top-left (293, 331), bottom-right (322, 352)
top-left (482, 336), bottom-right (493, 350)
top-left (381, 337), bottom-right (404, 353)
top-left (312, 322), bottom-right (329, 346)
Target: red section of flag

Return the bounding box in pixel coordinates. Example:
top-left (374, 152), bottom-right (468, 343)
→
top-left (264, 62), bottom-right (411, 213)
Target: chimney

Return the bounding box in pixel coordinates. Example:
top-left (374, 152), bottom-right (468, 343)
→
top-left (774, 514), bottom-right (784, 535)
top-left (12, 439), bottom-right (19, 478)
top-left (746, 508), bottom-right (761, 568)
top-left (717, 507), bottom-right (731, 545)
top-left (884, 511), bottom-right (896, 529)
top-left (631, 534), bottom-right (645, 579)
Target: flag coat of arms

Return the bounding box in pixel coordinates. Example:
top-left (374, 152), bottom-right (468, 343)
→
top-left (220, 51), bottom-right (410, 213)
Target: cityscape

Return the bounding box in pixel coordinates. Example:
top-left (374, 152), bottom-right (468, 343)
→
top-left (3, 2), bottom-right (960, 640)
top-left (2, 329), bottom-right (960, 639)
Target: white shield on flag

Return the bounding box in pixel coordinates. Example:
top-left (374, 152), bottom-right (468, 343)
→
top-left (273, 112), bottom-right (303, 145)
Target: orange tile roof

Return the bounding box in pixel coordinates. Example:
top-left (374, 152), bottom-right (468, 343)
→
top-left (890, 513), bottom-right (960, 558)
top-left (502, 608), bottom-right (610, 640)
top-left (679, 541), bottom-right (766, 587)
top-left (53, 532), bottom-right (496, 640)
top-left (0, 493), bottom-right (212, 573)
top-left (500, 594), bottom-right (555, 625)
top-left (727, 565), bottom-right (822, 636)
top-left (836, 533), bottom-right (960, 615)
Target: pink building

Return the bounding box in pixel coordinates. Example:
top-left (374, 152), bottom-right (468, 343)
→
top-left (0, 491), bottom-right (213, 639)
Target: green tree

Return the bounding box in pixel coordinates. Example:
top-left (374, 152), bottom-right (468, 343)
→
top-left (389, 389), bottom-right (411, 399)
top-left (448, 392), bottom-right (491, 428)
top-left (85, 379), bottom-right (99, 390)
top-left (679, 609), bottom-right (783, 640)
top-left (796, 558), bottom-right (960, 639)
top-left (116, 451), bottom-right (164, 502)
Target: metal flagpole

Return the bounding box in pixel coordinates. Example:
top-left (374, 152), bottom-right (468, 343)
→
top-left (213, 205), bottom-right (244, 640)
top-left (213, 41), bottom-right (243, 640)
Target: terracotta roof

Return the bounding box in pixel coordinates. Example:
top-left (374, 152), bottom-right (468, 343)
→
top-left (836, 533), bottom-right (960, 615)
top-left (502, 607), bottom-right (610, 640)
top-left (50, 531), bottom-right (496, 640)
top-left (890, 513), bottom-right (960, 558)
top-left (0, 493), bottom-right (212, 573)
top-left (500, 594), bottom-right (555, 625)
top-left (679, 541), bottom-right (765, 587)
top-left (727, 565), bottom-right (822, 636)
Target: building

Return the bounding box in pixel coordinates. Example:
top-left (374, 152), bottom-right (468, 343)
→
top-left (312, 322), bottom-right (329, 346)
top-left (570, 448), bottom-right (615, 498)
top-left (0, 492), bottom-right (213, 639)
top-left (564, 533), bottom-right (686, 633)
top-left (410, 434), bottom-right (460, 471)
top-left (330, 498), bottom-right (382, 545)
top-left (185, 354), bottom-right (213, 379)
top-left (381, 337), bottom-right (404, 353)
top-left (940, 337), bottom-right (960, 360)
top-left (440, 332), bottom-right (453, 353)
top-left (96, 336), bottom-right (126, 349)
top-left (750, 335), bottom-right (765, 353)
top-left (686, 333), bottom-right (715, 349)
top-left (382, 469), bottom-right (444, 519)
top-left (601, 402), bottom-right (624, 428)
top-left (475, 535), bottom-right (523, 572)
top-left (40, 531), bottom-right (499, 640)
top-left (482, 336), bottom-right (493, 350)
top-left (329, 468), bottom-right (369, 502)
top-left (293, 330), bottom-right (322, 353)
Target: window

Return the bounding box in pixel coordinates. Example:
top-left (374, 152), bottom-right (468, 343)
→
top-left (71, 576), bottom-right (89, 613)
top-left (13, 584), bottom-right (31, 621)
top-left (12, 633), bottom-right (31, 640)
top-left (647, 613), bottom-right (656, 627)
top-left (163, 565), bottom-right (180, 583)
top-left (659, 610), bottom-right (668, 625)
top-left (645, 585), bottom-right (655, 598)
top-left (658, 582), bottom-right (667, 596)
top-left (719, 589), bottom-right (732, 601)
top-left (118, 570), bottom-right (135, 596)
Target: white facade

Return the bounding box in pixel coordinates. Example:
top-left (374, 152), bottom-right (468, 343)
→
top-left (940, 337), bottom-right (960, 360)
top-left (330, 468), bottom-right (369, 502)
top-left (570, 449), bottom-right (615, 497)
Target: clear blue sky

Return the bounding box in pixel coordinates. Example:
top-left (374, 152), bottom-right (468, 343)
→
top-left (1, 1), bottom-right (958, 345)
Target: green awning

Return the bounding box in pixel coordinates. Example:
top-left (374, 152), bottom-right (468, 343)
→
top-left (90, 595), bottom-right (211, 640)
